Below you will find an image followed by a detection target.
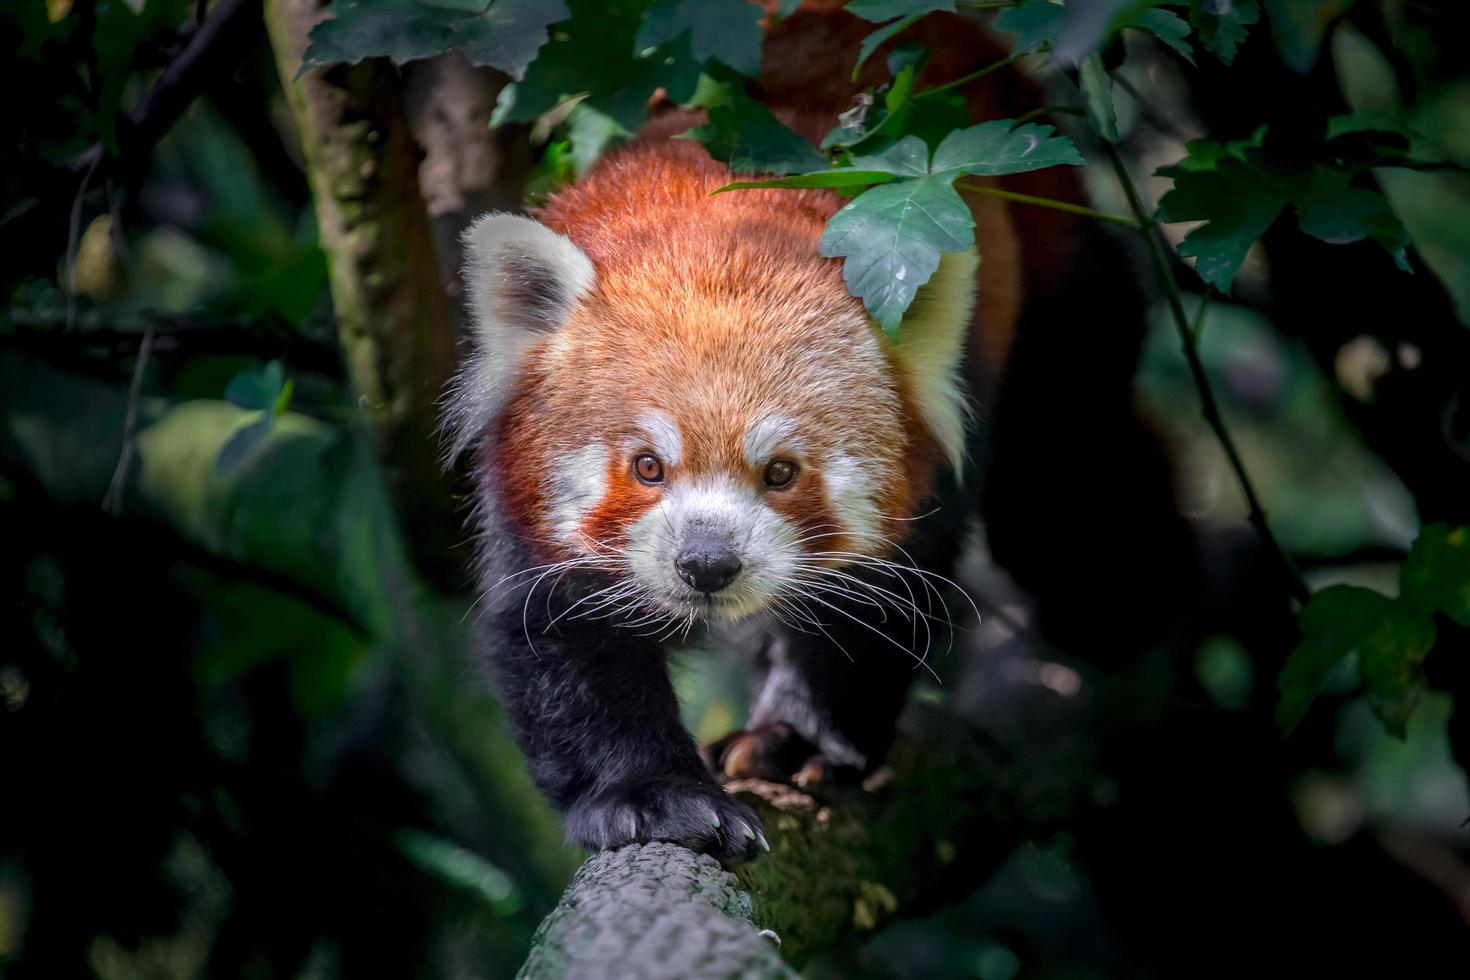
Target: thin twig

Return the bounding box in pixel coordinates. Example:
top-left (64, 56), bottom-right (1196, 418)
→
top-left (915, 51), bottom-right (1030, 100)
top-left (1190, 284), bottom-right (1213, 341)
top-left (955, 180), bottom-right (1139, 228)
top-left (103, 324), bottom-right (155, 515)
top-left (65, 153), bottom-right (101, 331)
top-left (1101, 140), bottom-right (1310, 604)
top-left (1010, 104), bottom-right (1084, 127)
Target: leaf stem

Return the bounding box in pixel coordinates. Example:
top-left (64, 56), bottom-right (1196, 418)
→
top-left (1010, 104), bottom-right (1084, 127)
top-left (914, 51), bottom-right (1030, 101)
top-left (1100, 140), bottom-right (1310, 604)
top-left (1190, 284), bottom-right (1214, 341)
top-left (955, 180), bottom-right (1139, 228)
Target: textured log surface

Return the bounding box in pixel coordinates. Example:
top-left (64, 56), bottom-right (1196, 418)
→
top-left (519, 706), bottom-right (1043, 977)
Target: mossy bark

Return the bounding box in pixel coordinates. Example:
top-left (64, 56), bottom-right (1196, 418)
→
top-left (518, 707), bottom-right (1032, 976)
top-left (263, 0), bottom-right (464, 590)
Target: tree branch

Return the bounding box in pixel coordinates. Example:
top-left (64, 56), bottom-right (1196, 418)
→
top-left (519, 706), bottom-right (1050, 976)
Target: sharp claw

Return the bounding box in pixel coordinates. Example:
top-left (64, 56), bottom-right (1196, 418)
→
top-left (740, 820), bottom-right (755, 841)
top-left (622, 811), bottom-right (638, 840)
top-left (756, 831), bottom-right (770, 852)
top-left (704, 803), bottom-right (721, 829)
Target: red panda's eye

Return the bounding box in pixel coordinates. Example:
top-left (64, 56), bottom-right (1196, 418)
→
top-left (634, 454), bottom-right (664, 484)
top-left (763, 460), bottom-right (797, 489)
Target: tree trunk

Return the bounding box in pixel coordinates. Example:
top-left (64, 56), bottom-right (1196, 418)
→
top-left (263, 0), bottom-right (464, 591)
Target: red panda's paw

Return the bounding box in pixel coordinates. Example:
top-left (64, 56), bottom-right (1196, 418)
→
top-left (703, 723), bottom-right (815, 783)
top-left (703, 724), bottom-right (866, 790)
top-left (563, 777), bottom-right (768, 862)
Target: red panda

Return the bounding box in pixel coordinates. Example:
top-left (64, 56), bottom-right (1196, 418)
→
top-left (446, 1), bottom-right (1156, 860)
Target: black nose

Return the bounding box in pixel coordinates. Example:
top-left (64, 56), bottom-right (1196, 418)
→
top-left (675, 538), bottom-right (742, 594)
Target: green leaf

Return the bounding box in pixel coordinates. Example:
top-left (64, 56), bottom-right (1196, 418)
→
top-left (1357, 605), bottom-right (1436, 738)
top-left (301, 0), bottom-right (569, 80)
top-left (845, 0), bottom-right (955, 22)
top-left (396, 830), bottom-right (523, 914)
top-left (819, 175), bottom-right (974, 336)
top-left (496, 0), bottom-right (701, 130)
top-left (1188, 0), bottom-right (1260, 66)
top-left (214, 415), bottom-right (275, 477)
top-left (685, 95), bottom-right (828, 175)
top-left (1077, 53), bottom-right (1118, 143)
top-left (224, 360), bottom-right (288, 412)
top-left (1123, 7), bottom-right (1195, 63)
top-left (992, 0), bottom-right (1066, 54)
top-left (1157, 156), bottom-right (1287, 292)
top-left (854, 134), bottom-right (933, 176)
top-left (931, 121), bottom-right (1085, 176)
top-left (1295, 171), bottom-right (1410, 271)
top-left (634, 0), bottom-right (764, 76)
top-left (1279, 585), bottom-right (1408, 733)
top-left (713, 170), bottom-right (899, 193)
top-left (854, 14), bottom-right (925, 75)
top-left (1401, 524), bottom-right (1470, 627)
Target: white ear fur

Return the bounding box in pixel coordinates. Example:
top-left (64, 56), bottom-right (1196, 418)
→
top-left (442, 213), bottom-right (596, 459)
top-left (891, 248), bottom-right (979, 478)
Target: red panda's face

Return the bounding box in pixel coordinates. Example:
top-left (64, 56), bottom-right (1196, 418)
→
top-left (497, 273), bottom-right (916, 622)
top-left (450, 156), bottom-right (974, 627)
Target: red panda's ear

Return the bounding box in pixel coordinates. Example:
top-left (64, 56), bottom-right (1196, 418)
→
top-left (889, 247), bottom-right (980, 479)
top-left (443, 214), bottom-right (596, 460)
top-left (462, 212), bottom-right (595, 337)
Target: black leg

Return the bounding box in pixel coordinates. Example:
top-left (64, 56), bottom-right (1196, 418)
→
top-left (477, 541), bottom-right (767, 861)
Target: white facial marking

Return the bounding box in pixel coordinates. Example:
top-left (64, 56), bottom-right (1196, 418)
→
top-left (633, 409), bottom-right (683, 466)
top-left (624, 476), bottom-right (800, 621)
top-left (549, 443), bottom-right (608, 545)
top-left (743, 416), bottom-right (802, 468)
top-left (825, 453), bottom-right (883, 553)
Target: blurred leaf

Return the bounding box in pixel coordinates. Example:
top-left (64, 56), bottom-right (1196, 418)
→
top-left (224, 360), bottom-right (288, 411)
top-left (1401, 524), bottom-right (1470, 627)
top-left (1188, 0), bottom-right (1259, 65)
top-left (396, 830), bottom-right (523, 914)
top-left (301, 0), bottom-right (568, 80)
top-left (1278, 585), bottom-right (1410, 732)
top-left (845, 0), bottom-right (954, 22)
top-left (495, 0), bottom-right (700, 130)
top-left (93, 0), bottom-right (189, 151)
top-left (1356, 606), bottom-right (1434, 738)
top-left (993, 0), bottom-right (1066, 54)
top-left (1123, 6), bottom-right (1195, 63)
top-left (684, 92), bottom-right (828, 175)
top-left (1262, 0), bottom-right (1353, 74)
top-left (634, 0), bottom-right (764, 76)
top-left (1156, 134), bottom-right (1412, 291)
top-left (1281, 524), bottom-right (1470, 736)
top-left (1077, 53), bottom-right (1118, 143)
top-left (214, 415), bottom-right (275, 477)
top-left (820, 174), bottom-right (973, 336)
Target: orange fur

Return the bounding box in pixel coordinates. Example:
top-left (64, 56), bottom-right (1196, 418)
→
top-left (486, 1), bottom-right (1077, 566)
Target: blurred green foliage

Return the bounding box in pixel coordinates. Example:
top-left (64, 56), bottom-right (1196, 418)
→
top-left (3, 0), bottom-right (1469, 977)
